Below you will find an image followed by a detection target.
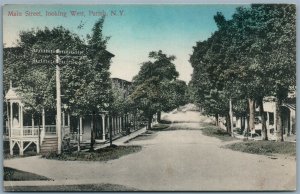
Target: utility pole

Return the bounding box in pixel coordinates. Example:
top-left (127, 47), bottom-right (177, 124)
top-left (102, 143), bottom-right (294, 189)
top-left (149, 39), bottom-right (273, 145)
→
top-left (33, 48), bottom-right (84, 154)
top-left (55, 49), bottom-right (62, 154)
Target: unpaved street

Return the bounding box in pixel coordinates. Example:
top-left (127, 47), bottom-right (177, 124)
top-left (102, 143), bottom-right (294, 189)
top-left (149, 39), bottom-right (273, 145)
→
top-left (4, 111), bottom-right (296, 191)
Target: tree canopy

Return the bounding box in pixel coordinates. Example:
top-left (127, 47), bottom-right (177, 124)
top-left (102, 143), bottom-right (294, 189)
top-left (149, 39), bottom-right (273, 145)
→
top-left (3, 17), bottom-right (114, 117)
top-left (189, 4), bottom-right (296, 140)
top-left (130, 50), bottom-right (187, 128)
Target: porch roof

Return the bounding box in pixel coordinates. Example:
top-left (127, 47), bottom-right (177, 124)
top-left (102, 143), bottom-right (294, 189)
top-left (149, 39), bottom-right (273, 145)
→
top-left (5, 88), bottom-right (21, 100)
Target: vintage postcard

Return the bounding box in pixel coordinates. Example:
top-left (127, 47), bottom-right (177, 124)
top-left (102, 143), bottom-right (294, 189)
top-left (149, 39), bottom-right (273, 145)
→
top-left (2, 2), bottom-right (296, 192)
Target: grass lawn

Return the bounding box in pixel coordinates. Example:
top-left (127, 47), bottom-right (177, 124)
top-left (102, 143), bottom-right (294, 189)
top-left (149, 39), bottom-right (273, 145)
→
top-left (200, 126), bottom-right (236, 141)
top-left (150, 123), bottom-right (171, 131)
top-left (5, 183), bottom-right (139, 191)
top-left (225, 140), bottom-right (296, 156)
top-left (43, 145), bottom-right (142, 161)
top-left (4, 167), bottom-right (51, 181)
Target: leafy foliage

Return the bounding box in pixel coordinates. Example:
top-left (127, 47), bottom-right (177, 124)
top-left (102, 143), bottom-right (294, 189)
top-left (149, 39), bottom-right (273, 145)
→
top-left (189, 4), bottom-right (296, 138)
top-left (4, 16), bottom-right (114, 117)
top-left (130, 50), bottom-right (187, 128)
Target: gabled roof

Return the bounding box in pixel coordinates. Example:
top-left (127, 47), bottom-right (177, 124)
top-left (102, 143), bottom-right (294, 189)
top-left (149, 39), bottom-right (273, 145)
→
top-left (5, 88), bottom-right (21, 100)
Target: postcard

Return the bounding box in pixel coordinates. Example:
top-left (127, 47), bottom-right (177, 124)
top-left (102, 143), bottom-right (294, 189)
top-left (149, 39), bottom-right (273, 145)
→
top-left (2, 3), bottom-right (296, 191)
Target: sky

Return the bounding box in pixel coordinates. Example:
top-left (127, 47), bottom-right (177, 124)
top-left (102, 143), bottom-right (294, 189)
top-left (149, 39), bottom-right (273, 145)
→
top-left (3, 4), bottom-right (243, 83)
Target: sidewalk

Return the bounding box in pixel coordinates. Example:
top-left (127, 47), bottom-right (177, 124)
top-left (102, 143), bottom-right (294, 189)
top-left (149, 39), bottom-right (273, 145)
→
top-left (97, 126), bottom-right (147, 147)
top-left (80, 126), bottom-right (147, 151)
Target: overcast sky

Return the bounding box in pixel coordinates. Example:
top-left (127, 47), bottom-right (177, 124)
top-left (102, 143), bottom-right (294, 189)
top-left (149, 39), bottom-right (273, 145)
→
top-left (3, 4), bottom-right (243, 83)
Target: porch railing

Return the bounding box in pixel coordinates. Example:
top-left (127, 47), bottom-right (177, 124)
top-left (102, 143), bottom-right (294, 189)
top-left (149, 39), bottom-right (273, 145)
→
top-left (11, 127), bottom-right (39, 137)
top-left (45, 125), bottom-right (56, 135)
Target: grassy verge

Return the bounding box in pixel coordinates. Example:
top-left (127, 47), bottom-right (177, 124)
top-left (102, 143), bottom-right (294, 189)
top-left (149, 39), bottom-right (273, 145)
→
top-left (43, 145), bottom-right (142, 161)
top-left (200, 126), bottom-right (236, 141)
top-left (225, 141), bottom-right (296, 156)
top-left (150, 123), bottom-right (171, 131)
top-left (5, 183), bottom-right (139, 191)
top-left (4, 167), bottom-right (51, 181)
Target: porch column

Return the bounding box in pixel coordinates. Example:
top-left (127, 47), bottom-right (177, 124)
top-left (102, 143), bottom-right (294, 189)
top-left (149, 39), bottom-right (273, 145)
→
top-left (117, 116), bottom-right (121, 133)
top-left (290, 112), bottom-right (293, 135)
top-left (31, 114), bottom-right (34, 136)
top-left (42, 109), bottom-right (45, 132)
top-left (6, 102), bottom-right (10, 138)
top-left (41, 108), bottom-right (45, 145)
top-left (68, 114), bottom-right (70, 127)
top-left (274, 110), bottom-right (277, 133)
top-left (10, 102), bottom-right (13, 131)
top-left (20, 105), bottom-right (23, 130)
top-left (115, 117), bottom-right (118, 134)
top-left (20, 140), bottom-right (24, 156)
top-left (119, 117), bottom-right (122, 133)
top-left (126, 114), bottom-right (129, 134)
top-left (62, 112), bottom-right (65, 138)
top-left (101, 114), bottom-right (106, 141)
top-left (9, 139), bottom-right (13, 155)
top-left (18, 103), bottom-right (21, 127)
top-left (79, 116), bottom-right (83, 141)
top-left (36, 140), bottom-right (40, 154)
top-left (118, 117), bottom-right (121, 133)
top-left (266, 112), bottom-right (270, 137)
top-left (107, 115), bottom-right (110, 139)
top-left (114, 117), bottom-right (117, 135)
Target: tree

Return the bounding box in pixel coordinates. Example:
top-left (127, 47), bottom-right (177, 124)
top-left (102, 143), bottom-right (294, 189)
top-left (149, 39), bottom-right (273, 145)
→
top-left (4, 26), bottom-right (85, 123)
top-left (226, 5), bottom-right (296, 140)
top-left (130, 50), bottom-right (179, 129)
top-left (190, 4), bottom-right (296, 141)
top-left (84, 16), bottom-right (113, 150)
top-left (189, 25), bottom-right (233, 132)
top-left (4, 16), bottom-right (114, 152)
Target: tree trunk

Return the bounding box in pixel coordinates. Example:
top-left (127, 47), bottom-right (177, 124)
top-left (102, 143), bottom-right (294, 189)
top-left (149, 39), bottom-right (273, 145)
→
top-left (215, 114), bottom-right (219, 127)
top-left (258, 97), bottom-right (268, 140)
top-left (248, 98), bottom-right (255, 133)
top-left (245, 115), bottom-right (249, 139)
top-left (157, 111), bottom-right (161, 123)
top-left (229, 98), bottom-right (234, 136)
top-left (147, 115), bottom-right (152, 130)
top-left (90, 112), bottom-right (95, 151)
top-left (275, 97), bottom-right (284, 141)
top-left (241, 116), bottom-right (245, 132)
top-left (226, 114), bottom-right (231, 133)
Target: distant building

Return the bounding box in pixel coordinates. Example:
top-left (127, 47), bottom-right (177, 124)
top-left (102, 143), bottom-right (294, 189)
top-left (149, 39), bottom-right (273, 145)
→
top-left (234, 95), bottom-right (296, 141)
top-left (111, 77), bottom-right (132, 99)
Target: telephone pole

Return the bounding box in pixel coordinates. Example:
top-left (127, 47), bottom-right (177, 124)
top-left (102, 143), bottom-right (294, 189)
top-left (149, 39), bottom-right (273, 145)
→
top-left (33, 48), bottom-right (84, 154)
top-left (55, 49), bottom-right (62, 154)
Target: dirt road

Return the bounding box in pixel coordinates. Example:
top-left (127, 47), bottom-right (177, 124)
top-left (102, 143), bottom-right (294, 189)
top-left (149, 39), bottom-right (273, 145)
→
top-left (4, 110), bottom-right (296, 191)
